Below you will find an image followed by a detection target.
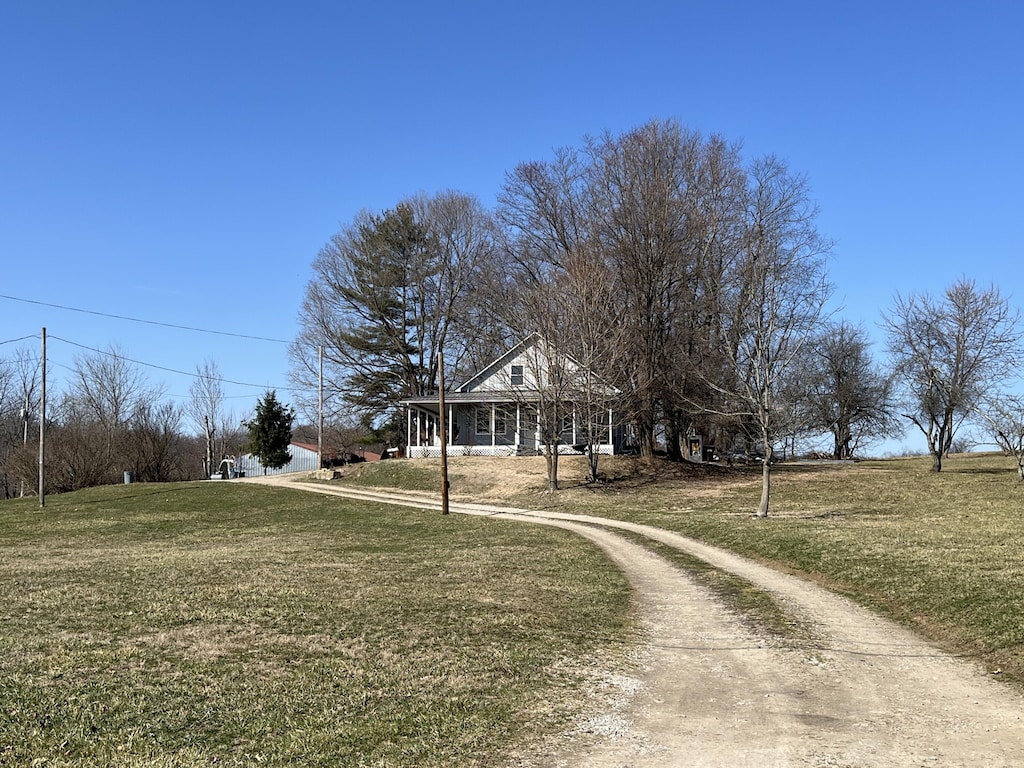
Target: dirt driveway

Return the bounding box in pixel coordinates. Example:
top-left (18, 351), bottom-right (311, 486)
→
top-left (245, 475), bottom-right (1024, 766)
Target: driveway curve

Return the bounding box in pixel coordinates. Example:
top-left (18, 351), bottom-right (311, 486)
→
top-left (243, 475), bottom-right (1024, 766)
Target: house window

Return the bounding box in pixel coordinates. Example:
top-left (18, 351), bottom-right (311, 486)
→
top-left (494, 407), bottom-right (511, 435)
top-left (523, 407), bottom-right (538, 429)
top-left (510, 365), bottom-right (524, 386)
top-left (475, 407), bottom-right (491, 435)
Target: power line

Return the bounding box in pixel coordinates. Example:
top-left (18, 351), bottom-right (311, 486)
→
top-left (0, 293), bottom-right (290, 344)
top-left (0, 334), bottom-right (39, 347)
top-left (49, 335), bottom-right (301, 393)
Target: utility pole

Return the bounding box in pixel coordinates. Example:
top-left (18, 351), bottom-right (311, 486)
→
top-left (38, 327), bottom-right (46, 508)
top-left (317, 345), bottom-right (324, 470)
top-left (438, 347), bottom-right (450, 515)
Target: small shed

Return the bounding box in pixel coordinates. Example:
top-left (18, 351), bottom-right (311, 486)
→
top-left (237, 441), bottom-right (322, 477)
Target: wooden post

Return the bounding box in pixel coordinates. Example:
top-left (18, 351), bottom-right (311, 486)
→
top-left (317, 345), bottom-right (324, 469)
top-left (38, 327), bottom-right (46, 508)
top-left (438, 348), bottom-right (450, 515)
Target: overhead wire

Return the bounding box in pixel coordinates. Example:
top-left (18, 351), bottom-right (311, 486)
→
top-left (0, 334), bottom-right (40, 347)
top-left (48, 335), bottom-right (299, 393)
top-left (0, 293), bottom-right (290, 344)
top-left (0, 294), bottom-right (312, 401)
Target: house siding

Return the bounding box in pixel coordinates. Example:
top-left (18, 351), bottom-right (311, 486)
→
top-left (237, 443), bottom-right (320, 477)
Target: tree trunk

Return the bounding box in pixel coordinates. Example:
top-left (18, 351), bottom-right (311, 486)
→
top-left (665, 418), bottom-right (683, 462)
top-left (756, 456), bottom-right (770, 518)
top-left (544, 445), bottom-right (560, 491)
top-left (586, 445), bottom-right (599, 483)
top-left (636, 420), bottom-right (656, 458)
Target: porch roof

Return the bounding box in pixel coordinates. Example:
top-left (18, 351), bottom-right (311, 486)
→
top-left (401, 390), bottom-right (536, 407)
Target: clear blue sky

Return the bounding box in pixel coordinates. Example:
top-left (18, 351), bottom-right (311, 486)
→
top-left (2, 1), bottom-right (1022, 452)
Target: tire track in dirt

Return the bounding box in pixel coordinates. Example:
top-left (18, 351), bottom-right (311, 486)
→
top-left (245, 476), bottom-right (1024, 766)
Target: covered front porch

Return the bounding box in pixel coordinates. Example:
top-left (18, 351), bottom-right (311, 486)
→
top-left (403, 397), bottom-right (619, 459)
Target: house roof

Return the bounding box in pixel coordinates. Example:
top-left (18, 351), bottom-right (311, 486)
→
top-left (455, 333), bottom-right (539, 392)
top-left (402, 389), bottom-right (539, 406)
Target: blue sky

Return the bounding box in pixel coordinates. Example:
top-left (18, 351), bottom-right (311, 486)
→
top-left (2, 1), bottom-right (1022, 452)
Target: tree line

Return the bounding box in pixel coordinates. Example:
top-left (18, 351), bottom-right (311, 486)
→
top-left (0, 345), bottom-right (282, 497)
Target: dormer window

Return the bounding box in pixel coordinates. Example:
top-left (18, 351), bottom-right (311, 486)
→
top-left (510, 365), bottom-right (524, 386)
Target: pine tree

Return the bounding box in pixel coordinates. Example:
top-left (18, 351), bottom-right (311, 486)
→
top-left (294, 193), bottom-right (497, 444)
top-left (243, 390), bottom-right (295, 472)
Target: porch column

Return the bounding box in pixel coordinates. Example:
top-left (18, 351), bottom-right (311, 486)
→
top-left (515, 403), bottom-right (521, 451)
top-left (490, 404), bottom-right (496, 448)
top-left (608, 408), bottom-right (614, 452)
top-left (407, 407), bottom-right (412, 451)
top-left (571, 409), bottom-right (578, 446)
top-left (448, 404), bottom-right (453, 446)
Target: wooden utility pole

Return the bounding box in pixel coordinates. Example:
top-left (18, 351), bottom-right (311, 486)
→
top-left (38, 327), bottom-right (46, 508)
top-left (317, 345), bottom-right (324, 470)
top-left (438, 347), bottom-right (450, 515)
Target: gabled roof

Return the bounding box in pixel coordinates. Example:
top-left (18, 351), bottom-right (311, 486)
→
top-left (456, 333), bottom-right (543, 392)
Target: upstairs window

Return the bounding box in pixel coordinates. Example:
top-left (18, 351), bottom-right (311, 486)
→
top-left (510, 364), bottom-right (524, 386)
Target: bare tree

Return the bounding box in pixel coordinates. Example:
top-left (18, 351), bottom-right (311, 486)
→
top-left (587, 121), bottom-right (696, 458)
top-left (129, 400), bottom-right (187, 482)
top-left (883, 279), bottom-right (1022, 472)
top-left (63, 345), bottom-right (166, 484)
top-left (217, 413), bottom-right (246, 469)
top-left (45, 396), bottom-right (112, 492)
top-left (979, 395), bottom-right (1024, 481)
top-left (0, 347), bottom-right (42, 497)
top-left (565, 260), bottom-right (626, 482)
top-left (0, 354), bottom-right (15, 497)
top-left (800, 321), bottom-right (900, 459)
top-left (523, 336), bottom-right (575, 492)
top-left (68, 346), bottom-right (162, 443)
top-left (484, 326), bottom-right (592, 492)
top-left (12, 347), bottom-right (41, 450)
top-left (187, 360), bottom-right (225, 478)
top-left (498, 148), bottom-right (629, 483)
top-left (498, 120), bottom-right (752, 461)
top-left (704, 156), bottom-right (833, 516)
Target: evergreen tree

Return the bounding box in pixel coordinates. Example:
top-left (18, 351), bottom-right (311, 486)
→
top-left (293, 193), bottom-right (497, 443)
top-left (242, 390), bottom-right (295, 472)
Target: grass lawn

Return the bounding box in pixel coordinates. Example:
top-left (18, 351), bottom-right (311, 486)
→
top-left (8, 452), bottom-right (1024, 765)
top-left (0, 482), bottom-right (632, 767)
